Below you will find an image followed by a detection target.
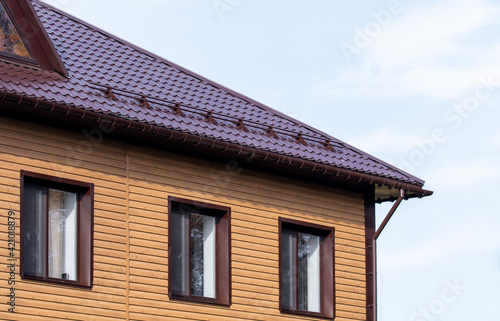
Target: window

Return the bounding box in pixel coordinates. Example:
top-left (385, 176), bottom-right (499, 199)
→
top-left (279, 218), bottom-right (335, 319)
top-left (168, 197), bottom-right (231, 305)
top-left (0, 1), bottom-right (33, 59)
top-left (21, 171), bottom-right (93, 287)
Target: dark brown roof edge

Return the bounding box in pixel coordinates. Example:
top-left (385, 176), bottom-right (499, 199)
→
top-left (0, 90), bottom-right (433, 201)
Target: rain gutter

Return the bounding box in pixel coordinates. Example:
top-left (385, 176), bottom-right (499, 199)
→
top-left (0, 91), bottom-right (433, 200)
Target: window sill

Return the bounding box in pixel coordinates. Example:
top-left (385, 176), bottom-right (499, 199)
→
top-left (21, 275), bottom-right (92, 289)
top-left (281, 309), bottom-right (333, 320)
top-left (169, 294), bottom-right (230, 307)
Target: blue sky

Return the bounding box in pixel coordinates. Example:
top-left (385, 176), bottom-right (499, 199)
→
top-left (42, 0), bottom-right (500, 319)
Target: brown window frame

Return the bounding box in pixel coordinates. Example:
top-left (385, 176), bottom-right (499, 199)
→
top-left (20, 171), bottom-right (94, 288)
top-left (168, 196), bottom-right (231, 306)
top-left (279, 217), bottom-right (335, 319)
top-left (0, 0), bottom-right (38, 65)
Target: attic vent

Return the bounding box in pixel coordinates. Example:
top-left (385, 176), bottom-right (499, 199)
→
top-left (0, 2), bottom-right (32, 59)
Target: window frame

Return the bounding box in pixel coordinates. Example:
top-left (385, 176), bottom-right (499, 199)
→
top-left (279, 217), bottom-right (335, 319)
top-left (20, 171), bottom-right (94, 288)
top-left (168, 196), bottom-right (231, 306)
top-left (0, 0), bottom-right (38, 64)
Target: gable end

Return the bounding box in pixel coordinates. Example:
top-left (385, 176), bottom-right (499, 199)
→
top-left (1, 0), bottom-right (68, 76)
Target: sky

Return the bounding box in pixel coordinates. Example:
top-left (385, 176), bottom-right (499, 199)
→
top-left (41, 0), bottom-right (500, 320)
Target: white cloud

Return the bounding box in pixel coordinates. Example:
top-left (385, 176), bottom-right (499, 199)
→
top-left (347, 128), bottom-right (421, 154)
top-left (427, 162), bottom-right (498, 192)
top-left (484, 131), bottom-right (500, 149)
top-left (328, 0), bottom-right (500, 99)
top-left (381, 216), bottom-right (500, 270)
top-left (370, 0), bottom-right (499, 68)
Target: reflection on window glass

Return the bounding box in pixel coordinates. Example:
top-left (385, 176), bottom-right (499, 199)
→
top-left (190, 213), bottom-right (215, 298)
top-left (23, 183), bottom-right (47, 277)
top-left (281, 229), bottom-right (296, 310)
top-left (281, 229), bottom-right (321, 313)
top-left (171, 209), bottom-right (189, 295)
top-left (0, 3), bottom-right (32, 58)
top-left (171, 209), bottom-right (216, 299)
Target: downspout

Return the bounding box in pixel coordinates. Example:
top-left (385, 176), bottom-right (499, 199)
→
top-left (369, 188), bottom-right (405, 321)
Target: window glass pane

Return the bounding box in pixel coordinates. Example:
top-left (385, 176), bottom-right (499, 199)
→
top-left (290, 232), bottom-right (321, 312)
top-left (203, 214), bottom-right (216, 298)
top-left (191, 213), bottom-right (216, 298)
top-left (297, 233), bottom-right (321, 312)
top-left (190, 214), bottom-right (203, 296)
top-left (297, 233), bottom-right (308, 311)
top-left (22, 183), bottom-right (47, 277)
top-left (306, 234), bottom-right (320, 312)
top-left (171, 209), bottom-right (189, 295)
top-left (281, 228), bottom-right (296, 310)
top-left (0, 3), bottom-right (32, 58)
top-left (48, 189), bottom-right (77, 281)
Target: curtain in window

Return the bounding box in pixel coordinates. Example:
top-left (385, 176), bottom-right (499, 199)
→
top-left (48, 189), bottom-right (77, 281)
top-left (300, 233), bottom-right (320, 312)
top-left (23, 185), bottom-right (77, 280)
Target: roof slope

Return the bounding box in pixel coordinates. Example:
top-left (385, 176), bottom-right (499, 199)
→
top-left (0, 0), bottom-right (430, 197)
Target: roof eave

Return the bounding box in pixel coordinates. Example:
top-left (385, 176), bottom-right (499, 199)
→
top-left (0, 91), bottom-right (433, 201)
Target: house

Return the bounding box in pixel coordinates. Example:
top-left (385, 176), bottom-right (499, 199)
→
top-left (0, 0), bottom-right (432, 320)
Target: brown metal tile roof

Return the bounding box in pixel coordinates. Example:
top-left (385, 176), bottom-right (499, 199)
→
top-left (0, 0), bottom-right (428, 191)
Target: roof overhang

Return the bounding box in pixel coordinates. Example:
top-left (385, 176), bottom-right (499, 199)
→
top-left (0, 91), bottom-right (433, 202)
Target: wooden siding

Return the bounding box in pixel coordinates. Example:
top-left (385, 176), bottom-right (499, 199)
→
top-left (0, 116), bottom-right (366, 320)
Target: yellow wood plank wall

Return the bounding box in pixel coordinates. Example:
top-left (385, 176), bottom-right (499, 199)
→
top-left (0, 116), bottom-right (366, 320)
